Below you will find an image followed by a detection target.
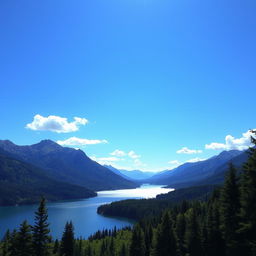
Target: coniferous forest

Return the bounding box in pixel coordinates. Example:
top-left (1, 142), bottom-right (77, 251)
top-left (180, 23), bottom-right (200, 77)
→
top-left (1, 133), bottom-right (256, 256)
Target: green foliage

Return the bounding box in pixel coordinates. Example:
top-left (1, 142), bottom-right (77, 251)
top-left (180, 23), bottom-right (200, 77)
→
top-left (129, 225), bottom-right (145, 256)
top-left (33, 197), bottom-right (51, 256)
top-left (152, 211), bottom-right (177, 256)
top-left (60, 221), bottom-right (75, 256)
top-left (219, 164), bottom-right (240, 255)
top-left (238, 130), bottom-right (256, 255)
top-left (16, 221), bottom-right (33, 256)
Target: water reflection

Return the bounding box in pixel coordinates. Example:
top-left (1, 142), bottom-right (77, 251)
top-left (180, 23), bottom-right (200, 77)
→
top-left (0, 185), bottom-right (173, 239)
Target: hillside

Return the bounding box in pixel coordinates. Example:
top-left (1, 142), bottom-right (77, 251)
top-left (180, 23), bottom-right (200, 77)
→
top-left (0, 150), bottom-right (96, 206)
top-left (0, 140), bottom-right (138, 191)
top-left (146, 150), bottom-right (247, 188)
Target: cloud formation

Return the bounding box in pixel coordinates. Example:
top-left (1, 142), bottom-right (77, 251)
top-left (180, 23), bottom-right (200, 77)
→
top-left (26, 114), bottom-right (88, 133)
top-left (110, 149), bottom-right (126, 157)
top-left (168, 157), bottom-right (206, 170)
top-left (168, 160), bottom-right (181, 165)
top-left (128, 151), bottom-right (141, 159)
top-left (57, 137), bottom-right (108, 146)
top-left (134, 158), bottom-right (146, 167)
top-left (176, 147), bottom-right (202, 154)
top-left (90, 156), bottom-right (123, 165)
top-left (205, 130), bottom-right (255, 151)
top-left (186, 157), bottom-right (206, 163)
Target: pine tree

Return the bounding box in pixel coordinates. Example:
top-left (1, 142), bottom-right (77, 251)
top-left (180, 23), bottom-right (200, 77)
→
top-left (206, 201), bottom-right (225, 256)
top-left (129, 224), bottom-right (146, 256)
top-left (238, 130), bottom-right (256, 255)
top-left (60, 221), bottom-right (75, 256)
top-left (9, 229), bottom-right (18, 256)
top-left (175, 213), bottom-right (186, 256)
top-left (220, 163), bottom-right (240, 256)
top-left (16, 221), bottom-right (33, 256)
top-left (184, 208), bottom-right (201, 256)
top-left (144, 224), bottom-right (153, 256)
top-left (119, 243), bottom-right (127, 256)
top-left (33, 197), bottom-right (50, 256)
top-left (153, 211), bottom-right (177, 256)
top-left (2, 229), bottom-right (11, 256)
top-left (53, 239), bottom-right (59, 255)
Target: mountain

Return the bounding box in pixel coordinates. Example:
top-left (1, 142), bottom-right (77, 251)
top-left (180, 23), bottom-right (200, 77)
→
top-left (104, 165), bottom-right (156, 180)
top-left (0, 149), bottom-right (96, 206)
top-left (146, 150), bottom-right (247, 188)
top-left (0, 140), bottom-right (138, 191)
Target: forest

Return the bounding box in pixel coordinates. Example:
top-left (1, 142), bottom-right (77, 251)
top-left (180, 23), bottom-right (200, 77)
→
top-left (0, 133), bottom-right (256, 256)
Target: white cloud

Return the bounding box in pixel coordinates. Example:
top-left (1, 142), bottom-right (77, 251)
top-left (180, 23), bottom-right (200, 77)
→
top-left (168, 160), bottom-right (181, 165)
top-left (134, 159), bottom-right (146, 167)
top-left (205, 130), bottom-right (256, 151)
top-left (57, 137), bottom-right (108, 146)
top-left (26, 114), bottom-right (88, 133)
top-left (176, 147), bottom-right (202, 154)
top-left (167, 157), bottom-right (205, 170)
top-left (90, 156), bottom-right (123, 165)
top-left (167, 160), bottom-right (182, 170)
top-left (128, 151), bottom-right (140, 159)
top-left (110, 149), bottom-right (126, 157)
top-left (186, 157), bottom-right (206, 163)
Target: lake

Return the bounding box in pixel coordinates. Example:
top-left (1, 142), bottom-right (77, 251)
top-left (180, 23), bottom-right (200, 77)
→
top-left (0, 184), bottom-right (173, 239)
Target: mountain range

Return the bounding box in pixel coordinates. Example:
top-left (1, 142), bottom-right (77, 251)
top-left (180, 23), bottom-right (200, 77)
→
top-left (104, 165), bottom-right (156, 180)
top-left (0, 139), bottom-right (250, 206)
top-left (145, 149), bottom-right (248, 188)
top-left (0, 140), bottom-right (138, 205)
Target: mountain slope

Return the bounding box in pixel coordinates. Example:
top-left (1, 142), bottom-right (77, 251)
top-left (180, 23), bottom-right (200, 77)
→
top-left (0, 150), bottom-right (96, 206)
top-left (146, 150), bottom-right (246, 188)
top-left (0, 140), bottom-right (138, 191)
top-left (104, 165), bottom-right (156, 180)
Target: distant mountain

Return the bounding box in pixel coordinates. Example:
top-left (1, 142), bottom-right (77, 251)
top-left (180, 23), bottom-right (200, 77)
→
top-left (104, 165), bottom-right (156, 180)
top-left (0, 140), bottom-right (138, 191)
top-left (146, 150), bottom-right (247, 188)
top-left (0, 149), bottom-right (96, 206)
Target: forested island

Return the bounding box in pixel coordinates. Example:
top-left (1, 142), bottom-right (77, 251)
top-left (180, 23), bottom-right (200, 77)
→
top-left (1, 135), bottom-right (256, 256)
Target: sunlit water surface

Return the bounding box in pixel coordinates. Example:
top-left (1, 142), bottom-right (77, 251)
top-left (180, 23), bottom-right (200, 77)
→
top-left (0, 184), bottom-right (173, 239)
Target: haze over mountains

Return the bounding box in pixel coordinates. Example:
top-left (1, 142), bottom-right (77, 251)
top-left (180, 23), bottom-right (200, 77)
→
top-left (104, 165), bottom-right (156, 180)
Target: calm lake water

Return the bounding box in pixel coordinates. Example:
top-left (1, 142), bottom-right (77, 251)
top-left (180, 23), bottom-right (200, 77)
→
top-left (0, 184), bottom-right (173, 239)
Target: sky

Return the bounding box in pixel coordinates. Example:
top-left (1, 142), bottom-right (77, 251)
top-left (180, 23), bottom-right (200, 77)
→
top-left (0, 0), bottom-right (255, 172)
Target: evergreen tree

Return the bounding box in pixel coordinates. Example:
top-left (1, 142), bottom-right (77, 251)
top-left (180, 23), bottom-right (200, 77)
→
top-left (60, 221), bottom-right (75, 256)
top-left (175, 213), bottom-right (186, 256)
top-left (119, 243), bottom-right (128, 256)
top-left (206, 201), bottom-right (225, 256)
top-left (33, 197), bottom-right (50, 256)
top-left (9, 229), bottom-right (18, 256)
top-left (129, 224), bottom-right (146, 256)
top-left (184, 208), bottom-right (201, 256)
top-left (144, 224), bottom-right (153, 256)
top-left (53, 239), bottom-right (59, 255)
top-left (220, 163), bottom-right (240, 256)
top-left (239, 130), bottom-right (256, 255)
top-left (153, 211), bottom-right (177, 256)
top-left (2, 229), bottom-right (11, 256)
top-left (16, 221), bottom-right (33, 256)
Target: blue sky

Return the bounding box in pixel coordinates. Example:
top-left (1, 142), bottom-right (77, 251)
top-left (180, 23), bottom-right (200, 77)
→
top-left (0, 0), bottom-right (255, 171)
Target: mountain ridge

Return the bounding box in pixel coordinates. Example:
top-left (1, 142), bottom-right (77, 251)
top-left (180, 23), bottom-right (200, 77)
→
top-left (146, 149), bottom-right (246, 188)
top-left (0, 140), bottom-right (138, 191)
top-left (104, 165), bottom-right (156, 180)
top-left (0, 148), bottom-right (96, 206)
